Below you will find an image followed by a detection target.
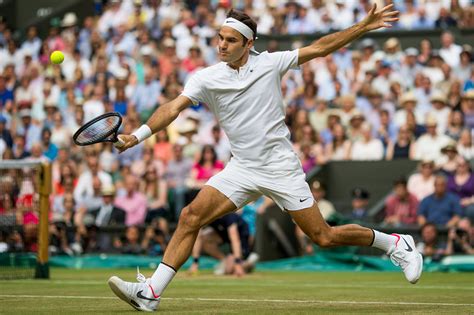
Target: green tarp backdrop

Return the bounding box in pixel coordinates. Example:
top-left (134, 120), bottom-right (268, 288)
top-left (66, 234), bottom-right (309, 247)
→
top-left (31, 253), bottom-right (474, 273)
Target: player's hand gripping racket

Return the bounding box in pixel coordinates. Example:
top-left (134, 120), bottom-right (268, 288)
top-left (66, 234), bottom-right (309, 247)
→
top-left (73, 112), bottom-right (125, 147)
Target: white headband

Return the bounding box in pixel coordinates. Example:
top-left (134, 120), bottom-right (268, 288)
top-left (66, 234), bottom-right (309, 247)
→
top-left (222, 17), bottom-right (254, 40)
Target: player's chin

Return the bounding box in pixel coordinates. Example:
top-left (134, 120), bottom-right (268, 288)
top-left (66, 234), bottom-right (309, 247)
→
top-left (219, 53), bottom-right (231, 61)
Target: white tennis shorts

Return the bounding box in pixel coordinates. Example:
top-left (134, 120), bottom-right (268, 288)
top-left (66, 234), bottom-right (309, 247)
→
top-left (206, 160), bottom-right (314, 211)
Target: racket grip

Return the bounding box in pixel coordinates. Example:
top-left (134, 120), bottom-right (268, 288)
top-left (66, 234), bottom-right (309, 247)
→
top-left (114, 136), bottom-right (125, 148)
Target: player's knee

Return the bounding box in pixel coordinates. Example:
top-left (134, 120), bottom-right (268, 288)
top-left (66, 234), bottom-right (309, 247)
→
top-left (309, 228), bottom-right (333, 248)
top-left (178, 205), bottom-right (202, 231)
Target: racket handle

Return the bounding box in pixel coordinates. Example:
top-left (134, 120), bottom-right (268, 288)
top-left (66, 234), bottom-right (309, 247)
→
top-left (114, 136), bottom-right (125, 148)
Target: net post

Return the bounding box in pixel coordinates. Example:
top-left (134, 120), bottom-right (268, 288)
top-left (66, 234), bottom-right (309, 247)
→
top-left (35, 162), bottom-right (51, 279)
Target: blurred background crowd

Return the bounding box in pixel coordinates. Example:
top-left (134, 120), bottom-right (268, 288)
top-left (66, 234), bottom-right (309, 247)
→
top-left (0, 0), bottom-right (473, 263)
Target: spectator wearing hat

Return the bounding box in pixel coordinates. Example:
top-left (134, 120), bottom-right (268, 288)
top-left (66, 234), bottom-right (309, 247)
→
top-left (384, 177), bottom-right (419, 226)
top-left (413, 115), bottom-right (453, 162)
top-left (363, 88), bottom-right (394, 133)
top-left (429, 92), bottom-right (451, 134)
top-left (408, 160), bottom-right (436, 202)
top-left (336, 94), bottom-right (357, 127)
top-left (127, 0), bottom-right (147, 31)
top-left (447, 158), bottom-right (474, 222)
top-left (438, 142), bottom-right (461, 175)
top-left (350, 122), bottom-right (384, 160)
top-left (346, 110), bottom-right (365, 142)
top-left (371, 60), bottom-right (396, 97)
top-left (177, 119), bottom-right (201, 161)
top-left (418, 175), bottom-right (462, 227)
top-left (394, 92), bottom-right (422, 129)
top-left (383, 37), bottom-right (404, 68)
top-left (349, 188), bottom-right (370, 220)
top-left (460, 90), bottom-right (474, 129)
top-left (89, 185), bottom-right (125, 227)
top-left (400, 48), bottom-right (422, 89)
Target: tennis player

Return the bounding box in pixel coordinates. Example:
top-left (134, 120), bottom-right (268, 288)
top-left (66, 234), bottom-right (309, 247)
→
top-left (108, 5), bottom-right (422, 312)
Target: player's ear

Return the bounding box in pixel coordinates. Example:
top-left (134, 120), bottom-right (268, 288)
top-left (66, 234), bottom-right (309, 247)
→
top-left (247, 38), bottom-right (254, 50)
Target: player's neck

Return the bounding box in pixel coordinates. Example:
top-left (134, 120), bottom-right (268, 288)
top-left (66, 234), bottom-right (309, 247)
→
top-left (227, 52), bottom-right (250, 71)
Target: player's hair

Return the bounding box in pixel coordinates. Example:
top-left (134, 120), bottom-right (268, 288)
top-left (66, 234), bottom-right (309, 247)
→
top-left (226, 9), bottom-right (257, 43)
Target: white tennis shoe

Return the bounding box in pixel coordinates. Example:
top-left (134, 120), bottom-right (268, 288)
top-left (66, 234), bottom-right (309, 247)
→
top-left (388, 234), bottom-right (423, 284)
top-left (108, 268), bottom-right (160, 312)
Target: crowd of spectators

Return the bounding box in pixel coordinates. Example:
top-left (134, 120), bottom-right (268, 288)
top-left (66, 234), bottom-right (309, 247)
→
top-left (0, 0), bottom-right (473, 259)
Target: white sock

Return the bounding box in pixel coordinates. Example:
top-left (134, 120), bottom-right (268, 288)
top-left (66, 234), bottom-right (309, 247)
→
top-left (150, 263), bottom-right (176, 295)
top-left (371, 230), bottom-right (398, 253)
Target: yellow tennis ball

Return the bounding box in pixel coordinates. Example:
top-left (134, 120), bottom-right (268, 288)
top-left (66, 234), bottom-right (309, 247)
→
top-left (50, 51), bottom-right (64, 64)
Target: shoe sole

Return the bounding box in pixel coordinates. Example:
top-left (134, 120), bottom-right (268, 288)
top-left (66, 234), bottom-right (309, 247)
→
top-left (108, 276), bottom-right (153, 312)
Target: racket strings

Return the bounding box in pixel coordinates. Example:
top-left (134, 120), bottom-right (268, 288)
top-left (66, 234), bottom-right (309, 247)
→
top-left (75, 115), bottom-right (121, 145)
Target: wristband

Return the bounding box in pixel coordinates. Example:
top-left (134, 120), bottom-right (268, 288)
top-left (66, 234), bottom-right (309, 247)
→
top-left (234, 257), bottom-right (242, 264)
top-left (131, 125), bottom-right (152, 143)
top-left (193, 257), bottom-right (200, 263)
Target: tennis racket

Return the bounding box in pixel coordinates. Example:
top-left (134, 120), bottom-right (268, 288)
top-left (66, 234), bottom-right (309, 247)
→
top-left (73, 112), bottom-right (125, 147)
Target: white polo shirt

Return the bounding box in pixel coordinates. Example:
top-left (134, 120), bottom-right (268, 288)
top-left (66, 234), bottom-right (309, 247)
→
top-left (182, 50), bottom-right (300, 172)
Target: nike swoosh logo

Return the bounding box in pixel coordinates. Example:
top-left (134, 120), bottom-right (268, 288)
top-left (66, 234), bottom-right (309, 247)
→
top-left (299, 197), bottom-right (311, 202)
top-left (401, 237), bottom-right (413, 252)
top-left (137, 290), bottom-right (159, 301)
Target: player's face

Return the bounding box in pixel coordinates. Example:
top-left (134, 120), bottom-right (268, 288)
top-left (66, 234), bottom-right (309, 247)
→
top-left (218, 27), bottom-right (251, 64)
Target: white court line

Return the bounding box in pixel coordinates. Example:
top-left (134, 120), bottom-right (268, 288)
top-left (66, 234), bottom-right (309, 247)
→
top-left (3, 280), bottom-right (474, 291)
top-left (0, 295), bottom-right (472, 307)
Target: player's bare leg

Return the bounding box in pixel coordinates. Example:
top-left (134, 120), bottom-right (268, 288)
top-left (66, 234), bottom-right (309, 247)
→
top-left (290, 203), bottom-right (422, 283)
top-left (108, 186), bottom-right (236, 311)
top-left (162, 186), bottom-right (236, 268)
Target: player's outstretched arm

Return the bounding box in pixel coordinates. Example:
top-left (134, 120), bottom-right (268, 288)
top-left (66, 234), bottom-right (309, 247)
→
top-left (298, 3), bottom-right (399, 65)
top-left (116, 95), bottom-right (193, 152)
